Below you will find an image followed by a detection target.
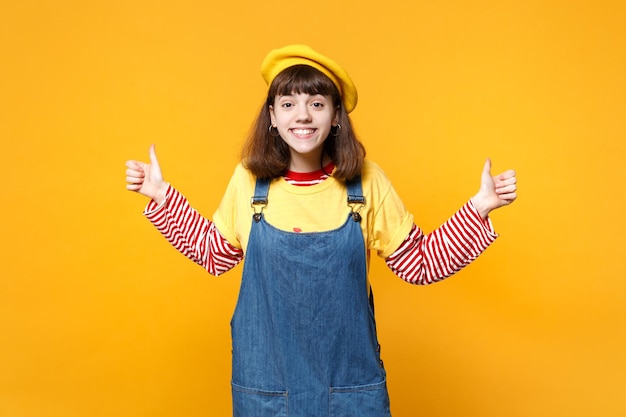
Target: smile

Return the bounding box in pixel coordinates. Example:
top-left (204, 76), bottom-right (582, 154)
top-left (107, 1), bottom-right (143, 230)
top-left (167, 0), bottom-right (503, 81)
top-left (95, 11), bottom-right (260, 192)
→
top-left (291, 128), bottom-right (317, 136)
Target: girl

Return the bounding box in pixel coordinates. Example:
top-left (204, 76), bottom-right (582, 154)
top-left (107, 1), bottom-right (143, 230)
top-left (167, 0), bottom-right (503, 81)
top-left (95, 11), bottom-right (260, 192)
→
top-left (125, 44), bottom-right (517, 417)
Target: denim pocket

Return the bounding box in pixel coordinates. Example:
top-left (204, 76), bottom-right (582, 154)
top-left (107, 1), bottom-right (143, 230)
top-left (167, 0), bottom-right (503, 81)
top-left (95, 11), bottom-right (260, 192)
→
top-left (232, 382), bottom-right (288, 417)
top-left (329, 379), bottom-right (390, 417)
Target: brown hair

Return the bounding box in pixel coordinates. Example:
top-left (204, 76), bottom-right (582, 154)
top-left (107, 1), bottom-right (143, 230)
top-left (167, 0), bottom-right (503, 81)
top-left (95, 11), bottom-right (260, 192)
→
top-left (241, 65), bottom-right (366, 180)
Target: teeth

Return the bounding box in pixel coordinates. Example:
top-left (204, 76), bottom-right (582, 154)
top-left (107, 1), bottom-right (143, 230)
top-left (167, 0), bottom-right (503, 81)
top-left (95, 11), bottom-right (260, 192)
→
top-left (293, 129), bottom-right (315, 135)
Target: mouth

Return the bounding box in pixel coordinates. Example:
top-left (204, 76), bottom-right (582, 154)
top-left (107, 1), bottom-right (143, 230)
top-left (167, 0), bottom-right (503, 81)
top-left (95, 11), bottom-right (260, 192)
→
top-left (290, 128), bottom-right (317, 138)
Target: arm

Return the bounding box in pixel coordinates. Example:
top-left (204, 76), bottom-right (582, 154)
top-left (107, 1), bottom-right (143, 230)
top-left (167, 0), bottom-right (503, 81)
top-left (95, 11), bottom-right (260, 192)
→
top-left (386, 202), bottom-right (496, 284)
top-left (126, 145), bottom-right (243, 276)
top-left (386, 158), bottom-right (517, 284)
top-left (144, 187), bottom-right (243, 275)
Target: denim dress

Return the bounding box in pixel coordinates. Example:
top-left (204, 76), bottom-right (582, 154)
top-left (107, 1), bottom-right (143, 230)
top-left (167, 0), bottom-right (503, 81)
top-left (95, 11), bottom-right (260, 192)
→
top-left (230, 177), bottom-right (391, 417)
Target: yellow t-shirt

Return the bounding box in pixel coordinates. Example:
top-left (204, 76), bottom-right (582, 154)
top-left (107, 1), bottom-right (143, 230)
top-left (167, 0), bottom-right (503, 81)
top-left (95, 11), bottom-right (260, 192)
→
top-left (212, 160), bottom-right (414, 259)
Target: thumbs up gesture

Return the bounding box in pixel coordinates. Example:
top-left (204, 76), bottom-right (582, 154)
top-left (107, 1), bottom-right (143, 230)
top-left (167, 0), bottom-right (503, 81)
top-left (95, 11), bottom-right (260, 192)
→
top-left (471, 158), bottom-right (517, 219)
top-left (125, 144), bottom-right (168, 205)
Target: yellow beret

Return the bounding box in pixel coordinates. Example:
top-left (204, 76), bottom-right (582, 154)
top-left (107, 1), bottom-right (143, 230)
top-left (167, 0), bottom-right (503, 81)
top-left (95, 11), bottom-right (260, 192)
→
top-left (261, 44), bottom-right (358, 113)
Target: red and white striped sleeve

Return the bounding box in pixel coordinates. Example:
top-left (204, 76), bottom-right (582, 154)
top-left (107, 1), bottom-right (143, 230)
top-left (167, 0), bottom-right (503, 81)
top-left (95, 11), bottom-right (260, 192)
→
top-left (144, 185), bottom-right (243, 276)
top-left (385, 201), bottom-right (497, 285)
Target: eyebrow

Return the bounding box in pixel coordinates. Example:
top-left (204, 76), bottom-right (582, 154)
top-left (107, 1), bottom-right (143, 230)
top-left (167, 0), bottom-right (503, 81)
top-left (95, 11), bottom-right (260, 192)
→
top-left (279, 93), bottom-right (327, 99)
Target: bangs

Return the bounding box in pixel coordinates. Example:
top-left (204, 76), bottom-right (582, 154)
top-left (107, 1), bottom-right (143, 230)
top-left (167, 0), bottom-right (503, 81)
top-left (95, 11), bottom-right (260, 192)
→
top-left (268, 65), bottom-right (339, 101)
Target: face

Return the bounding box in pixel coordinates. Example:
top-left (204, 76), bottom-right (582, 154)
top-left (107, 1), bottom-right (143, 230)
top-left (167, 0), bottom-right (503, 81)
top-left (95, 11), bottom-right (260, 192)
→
top-left (269, 93), bottom-right (338, 172)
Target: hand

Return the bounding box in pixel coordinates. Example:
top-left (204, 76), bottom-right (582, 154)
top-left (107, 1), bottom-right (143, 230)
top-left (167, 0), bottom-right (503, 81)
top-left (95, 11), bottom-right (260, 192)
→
top-left (471, 158), bottom-right (517, 219)
top-left (125, 144), bottom-right (168, 204)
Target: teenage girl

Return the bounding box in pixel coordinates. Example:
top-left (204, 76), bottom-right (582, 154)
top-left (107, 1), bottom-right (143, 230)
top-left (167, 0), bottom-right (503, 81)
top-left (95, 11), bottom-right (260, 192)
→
top-left (125, 44), bottom-right (517, 417)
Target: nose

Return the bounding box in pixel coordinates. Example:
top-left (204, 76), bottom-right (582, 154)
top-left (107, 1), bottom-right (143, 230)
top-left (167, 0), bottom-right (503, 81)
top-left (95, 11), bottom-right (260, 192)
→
top-left (295, 105), bottom-right (312, 123)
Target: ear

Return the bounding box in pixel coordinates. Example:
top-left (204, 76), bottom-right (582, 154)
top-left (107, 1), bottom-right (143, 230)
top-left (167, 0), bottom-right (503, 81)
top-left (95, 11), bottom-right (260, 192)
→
top-left (333, 106), bottom-right (340, 125)
top-left (268, 105), bottom-right (276, 126)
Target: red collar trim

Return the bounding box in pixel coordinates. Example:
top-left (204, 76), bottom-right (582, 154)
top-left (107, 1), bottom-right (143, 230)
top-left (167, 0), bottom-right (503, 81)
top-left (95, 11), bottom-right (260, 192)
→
top-left (284, 161), bottom-right (335, 181)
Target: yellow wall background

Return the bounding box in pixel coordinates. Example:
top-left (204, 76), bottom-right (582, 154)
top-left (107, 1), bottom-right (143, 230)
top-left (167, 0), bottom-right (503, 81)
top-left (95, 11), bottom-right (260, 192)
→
top-left (1, 0), bottom-right (624, 416)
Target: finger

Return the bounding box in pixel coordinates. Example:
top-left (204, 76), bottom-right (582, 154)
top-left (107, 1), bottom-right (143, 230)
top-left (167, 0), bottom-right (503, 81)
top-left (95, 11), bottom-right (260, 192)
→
top-left (496, 184), bottom-right (517, 194)
top-left (494, 178), bottom-right (517, 189)
top-left (495, 169), bottom-right (517, 181)
top-left (498, 192), bottom-right (518, 202)
top-left (126, 160), bottom-right (143, 169)
top-left (125, 167), bottom-right (145, 177)
top-left (126, 175), bottom-right (144, 184)
top-left (494, 173), bottom-right (517, 188)
top-left (149, 144), bottom-right (160, 169)
top-left (482, 157), bottom-right (492, 176)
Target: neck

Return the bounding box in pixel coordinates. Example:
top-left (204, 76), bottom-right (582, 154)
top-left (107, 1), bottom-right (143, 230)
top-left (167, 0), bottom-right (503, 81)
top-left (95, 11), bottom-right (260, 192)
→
top-left (288, 152), bottom-right (331, 173)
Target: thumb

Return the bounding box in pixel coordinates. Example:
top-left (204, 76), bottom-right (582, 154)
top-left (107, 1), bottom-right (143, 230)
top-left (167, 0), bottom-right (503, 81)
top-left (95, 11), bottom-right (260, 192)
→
top-left (479, 157), bottom-right (495, 192)
top-left (482, 157), bottom-right (492, 177)
top-left (149, 144), bottom-right (161, 169)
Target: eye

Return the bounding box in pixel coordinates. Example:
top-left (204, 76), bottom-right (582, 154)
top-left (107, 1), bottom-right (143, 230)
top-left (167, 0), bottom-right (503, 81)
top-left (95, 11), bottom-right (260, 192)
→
top-left (311, 102), bottom-right (324, 108)
top-left (281, 102), bottom-right (293, 108)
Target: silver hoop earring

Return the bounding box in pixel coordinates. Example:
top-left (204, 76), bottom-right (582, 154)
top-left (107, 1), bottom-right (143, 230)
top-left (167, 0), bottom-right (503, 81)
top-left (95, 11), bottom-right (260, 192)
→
top-left (269, 125), bottom-right (280, 137)
top-left (331, 124), bottom-right (342, 137)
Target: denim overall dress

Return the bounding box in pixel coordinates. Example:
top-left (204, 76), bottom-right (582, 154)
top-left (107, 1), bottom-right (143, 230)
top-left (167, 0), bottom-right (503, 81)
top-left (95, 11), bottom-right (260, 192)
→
top-left (230, 176), bottom-right (391, 417)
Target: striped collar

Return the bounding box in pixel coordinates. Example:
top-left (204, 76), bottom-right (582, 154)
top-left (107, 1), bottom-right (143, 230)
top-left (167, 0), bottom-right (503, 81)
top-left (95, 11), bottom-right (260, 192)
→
top-left (283, 161), bottom-right (335, 186)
